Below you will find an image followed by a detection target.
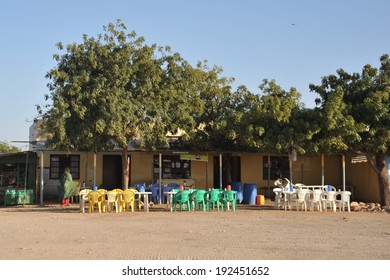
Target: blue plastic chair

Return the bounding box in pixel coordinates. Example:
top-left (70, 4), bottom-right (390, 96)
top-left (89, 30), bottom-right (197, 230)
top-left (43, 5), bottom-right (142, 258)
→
top-left (149, 184), bottom-right (160, 204)
top-left (167, 183), bottom-right (180, 189)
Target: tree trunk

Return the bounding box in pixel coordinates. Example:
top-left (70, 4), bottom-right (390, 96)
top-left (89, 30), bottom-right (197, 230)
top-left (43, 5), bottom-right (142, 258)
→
top-left (375, 153), bottom-right (390, 207)
top-left (121, 147), bottom-right (129, 190)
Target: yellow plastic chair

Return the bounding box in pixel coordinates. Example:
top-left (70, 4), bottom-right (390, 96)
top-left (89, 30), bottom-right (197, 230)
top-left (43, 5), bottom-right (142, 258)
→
top-left (87, 191), bottom-right (105, 213)
top-left (128, 189), bottom-right (144, 210)
top-left (106, 190), bottom-right (122, 213)
top-left (121, 189), bottom-right (135, 212)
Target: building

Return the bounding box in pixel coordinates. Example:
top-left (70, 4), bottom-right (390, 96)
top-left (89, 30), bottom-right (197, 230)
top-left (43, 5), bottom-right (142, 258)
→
top-left (28, 121), bottom-right (382, 203)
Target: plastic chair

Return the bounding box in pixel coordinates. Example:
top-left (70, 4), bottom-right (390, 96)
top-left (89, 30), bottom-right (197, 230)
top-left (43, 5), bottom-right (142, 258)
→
top-left (191, 189), bottom-right (207, 211)
top-left (336, 191), bottom-right (351, 212)
top-left (87, 191), bottom-right (105, 213)
top-left (121, 190), bottom-right (135, 212)
top-left (167, 183), bottom-right (180, 190)
top-left (131, 189), bottom-right (145, 210)
top-left (112, 188), bottom-right (123, 193)
top-left (308, 189), bottom-right (322, 211)
top-left (106, 190), bottom-right (122, 213)
top-left (206, 189), bottom-right (223, 211)
top-left (162, 185), bottom-right (173, 204)
top-left (173, 190), bottom-right (191, 211)
top-left (222, 190), bottom-right (237, 211)
top-left (149, 184), bottom-right (160, 204)
top-left (321, 190), bottom-right (337, 212)
top-left (291, 189), bottom-right (310, 211)
top-left (78, 189), bottom-right (91, 213)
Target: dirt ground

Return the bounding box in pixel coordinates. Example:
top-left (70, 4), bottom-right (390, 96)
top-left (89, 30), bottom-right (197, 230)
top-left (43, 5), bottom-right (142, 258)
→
top-left (0, 200), bottom-right (389, 260)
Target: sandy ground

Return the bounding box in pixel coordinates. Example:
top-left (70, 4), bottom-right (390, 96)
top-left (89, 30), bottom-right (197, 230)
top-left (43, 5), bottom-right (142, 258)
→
top-left (0, 200), bottom-right (389, 260)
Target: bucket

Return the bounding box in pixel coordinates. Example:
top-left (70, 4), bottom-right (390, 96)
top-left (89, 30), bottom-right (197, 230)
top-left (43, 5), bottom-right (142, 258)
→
top-left (243, 183), bottom-right (257, 204)
top-left (230, 182), bottom-right (243, 203)
top-left (256, 195), bottom-right (265, 205)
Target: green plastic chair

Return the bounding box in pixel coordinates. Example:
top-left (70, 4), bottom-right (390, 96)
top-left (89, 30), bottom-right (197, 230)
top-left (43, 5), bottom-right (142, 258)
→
top-left (173, 190), bottom-right (191, 212)
top-left (207, 189), bottom-right (223, 211)
top-left (222, 190), bottom-right (237, 211)
top-left (191, 189), bottom-right (207, 211)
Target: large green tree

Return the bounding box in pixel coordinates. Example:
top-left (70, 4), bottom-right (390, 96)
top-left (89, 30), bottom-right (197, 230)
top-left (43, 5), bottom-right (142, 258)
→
top-left (309, 54), bottom-right (390, 206)
top-left (39, 20), bottom-right (202, 188)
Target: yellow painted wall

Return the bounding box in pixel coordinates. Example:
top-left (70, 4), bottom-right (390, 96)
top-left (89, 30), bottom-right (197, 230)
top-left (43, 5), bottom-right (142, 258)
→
top-left (190, 159), bottom-right (209, 189)
top-left (130, 153), bottom-right (153, 185)
top-left (346, 156), bottom-right (380, 202)
top-left (240, 153), bottom-right (264, 194)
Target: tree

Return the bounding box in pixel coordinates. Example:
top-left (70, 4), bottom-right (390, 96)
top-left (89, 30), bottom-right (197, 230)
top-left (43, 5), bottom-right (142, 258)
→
top-left (0, 141), bottom-right (20, 153)
top-left (309, 54), bottom-right (390, 206)
top-left (246, 79), bottom-right (320, 156)
top-left (38, 20), bottom-right (203, 189)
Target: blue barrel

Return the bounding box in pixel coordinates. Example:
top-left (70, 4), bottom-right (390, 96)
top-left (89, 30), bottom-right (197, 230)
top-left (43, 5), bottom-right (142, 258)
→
top-left (230, 182), bottom-right (243, 203)
top-left (243, 183), bottom-right (257, 204)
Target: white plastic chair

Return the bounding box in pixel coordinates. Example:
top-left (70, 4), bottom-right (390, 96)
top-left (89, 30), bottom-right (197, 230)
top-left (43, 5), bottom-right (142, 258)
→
top-left (321, 190), bottom-right (337, 212)
top-left (336, 191), bottom-right (351, 212)
top-left (308, 189), bottom-right (322, 211)
top-left (79, 189), bottom-right (91, 213)
top-left (292, 189), bottom-right (310, 211)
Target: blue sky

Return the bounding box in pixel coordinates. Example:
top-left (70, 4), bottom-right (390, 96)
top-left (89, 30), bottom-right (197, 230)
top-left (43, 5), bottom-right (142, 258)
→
top-left (1, 0), bottom-right (389, 150)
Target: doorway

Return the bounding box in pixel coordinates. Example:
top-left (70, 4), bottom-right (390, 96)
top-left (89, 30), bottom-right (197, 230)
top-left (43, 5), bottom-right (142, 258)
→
top-left (213, 155), bottom-right (241, 188)
top-left (102, 155), bottom-right (122, 189)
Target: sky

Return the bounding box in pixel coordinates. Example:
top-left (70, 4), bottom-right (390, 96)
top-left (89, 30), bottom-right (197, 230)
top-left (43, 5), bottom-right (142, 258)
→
top-left (1, 0), bottom-right (389, 150)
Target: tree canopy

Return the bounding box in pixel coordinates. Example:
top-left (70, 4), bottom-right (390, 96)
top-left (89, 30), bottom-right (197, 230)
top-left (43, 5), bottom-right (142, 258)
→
top-left (309, 54), bottom-right (390, 205)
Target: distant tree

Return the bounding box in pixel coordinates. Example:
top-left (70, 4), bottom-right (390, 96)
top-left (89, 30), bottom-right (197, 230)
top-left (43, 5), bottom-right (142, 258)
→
top-left (309, 54), bottom-right (390, 206)
top-left (38, 20), bottom-right (202, 188)
top-left (0, 141), bottom-right (20, 153)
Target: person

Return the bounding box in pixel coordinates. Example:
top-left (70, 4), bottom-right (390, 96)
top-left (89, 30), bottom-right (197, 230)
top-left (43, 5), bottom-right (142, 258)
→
top-left (59, 167), bottom-right (80, 206)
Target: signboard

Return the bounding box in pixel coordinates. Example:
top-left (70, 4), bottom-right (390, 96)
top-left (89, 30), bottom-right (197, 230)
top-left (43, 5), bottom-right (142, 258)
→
top-left (180, 154), bottom-right (209, 162)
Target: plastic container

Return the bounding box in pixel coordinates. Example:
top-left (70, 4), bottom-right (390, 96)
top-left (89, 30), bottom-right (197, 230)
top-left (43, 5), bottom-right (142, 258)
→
top-left (93, 186), bottom-right (98, 191)
top-left (230, 182), bottom-right (243, 203)
top-left (256, 195), bottom-right (265, 205)
top-left (138, 184), bottom-right (145, 192)
top-left (243, 183), bottom-right (257, 204)
top-left (327, 185), bottom-right (331, 191)
top-left (290, 184), bottom-right (294, 191)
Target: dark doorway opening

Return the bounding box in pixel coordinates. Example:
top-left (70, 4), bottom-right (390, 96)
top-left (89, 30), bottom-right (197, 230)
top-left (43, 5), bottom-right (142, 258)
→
top-left (102, 155), bottom-right (122, 189)
top-left (213, 155), bottom-right (241, 188)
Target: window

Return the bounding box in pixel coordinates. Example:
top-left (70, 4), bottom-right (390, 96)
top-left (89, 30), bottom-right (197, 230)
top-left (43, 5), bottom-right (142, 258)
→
top-left (263, 156), bottom-right (290, 180)
top-left (153, 155), bottom-right (191, 181)
top-left (50, 155), bottom-right (80, 179)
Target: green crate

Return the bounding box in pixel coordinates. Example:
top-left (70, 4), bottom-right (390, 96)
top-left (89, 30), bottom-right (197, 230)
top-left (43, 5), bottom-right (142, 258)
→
top-left (4, 189), bottom-right (34, 206)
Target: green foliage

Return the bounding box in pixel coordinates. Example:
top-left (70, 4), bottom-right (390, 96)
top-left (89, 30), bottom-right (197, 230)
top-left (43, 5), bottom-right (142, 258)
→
top-left (309, 54), bottom-right (390, 155)
top-left (39, 20), bottom-right (203, 152)
top-left (0, 141), bottom-right (20, 153)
